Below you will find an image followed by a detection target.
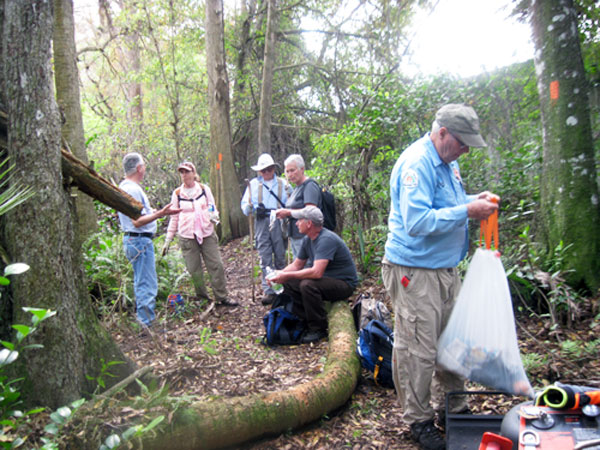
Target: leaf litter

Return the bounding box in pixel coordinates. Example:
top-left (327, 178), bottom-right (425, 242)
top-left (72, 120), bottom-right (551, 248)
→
top-left (109, 237), bottom-right (599, 449)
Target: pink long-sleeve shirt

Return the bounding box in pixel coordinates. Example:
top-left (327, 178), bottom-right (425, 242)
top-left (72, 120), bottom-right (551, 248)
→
top-left (166, 182), bottom-right (217, 244)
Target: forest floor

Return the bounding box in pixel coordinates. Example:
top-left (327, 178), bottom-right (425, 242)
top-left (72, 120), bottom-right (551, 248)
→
top-left (108, 237), bottom-right (599, 450)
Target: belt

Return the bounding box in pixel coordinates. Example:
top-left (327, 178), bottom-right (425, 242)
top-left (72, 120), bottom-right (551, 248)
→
top-left (125, 232), bottom-right (154, 238)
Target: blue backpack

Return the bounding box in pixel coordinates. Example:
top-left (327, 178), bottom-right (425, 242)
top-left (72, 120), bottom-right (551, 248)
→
top-left (356, 319), bottom-right (395, 388)
top-left (262, 294), bottom-right (307, 346)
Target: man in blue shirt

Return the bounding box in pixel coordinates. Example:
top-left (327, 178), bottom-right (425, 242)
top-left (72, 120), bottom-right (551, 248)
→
top-left (241, 153), bottom-right (291, 305)
top-left (268, 206), bottom-right (358, 344)
top-left (118, 153), bottom-right (180, 330)
top-left (382, 104), bottom-right (499, 450)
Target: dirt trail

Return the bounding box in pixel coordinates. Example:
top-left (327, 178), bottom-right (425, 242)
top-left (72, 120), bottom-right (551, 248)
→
top-left (113, 237), bottom-right (599, 449)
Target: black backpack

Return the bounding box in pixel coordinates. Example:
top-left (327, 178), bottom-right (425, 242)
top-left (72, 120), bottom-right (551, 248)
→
top-left (306, 179), bottom-right (336, 231)
top-left (319, 186), bottom-right (336, 231)
top-left (356, 319), bottom-right (395, 388)
top-left (262, 293), bottom-right (307, 346)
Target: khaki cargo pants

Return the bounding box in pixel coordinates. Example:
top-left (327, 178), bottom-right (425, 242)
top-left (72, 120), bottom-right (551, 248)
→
top-left (178, 233), bottom-right (228, 302)
top-left (381, 257), bottom-right (468, 425)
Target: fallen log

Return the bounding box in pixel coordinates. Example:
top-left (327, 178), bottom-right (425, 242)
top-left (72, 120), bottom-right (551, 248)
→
top-left (143, 301), bottom-right (360, 449)
top-left (1, 108), bottom-right (142, 219)
top-left (61, 149), bottom-right (142, 219)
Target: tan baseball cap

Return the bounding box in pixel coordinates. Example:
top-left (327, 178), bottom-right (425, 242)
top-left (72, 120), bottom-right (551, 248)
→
top-left (291, 206), bottom-right (324, 227)
top-left (435, 104), bottom-right (486, 148)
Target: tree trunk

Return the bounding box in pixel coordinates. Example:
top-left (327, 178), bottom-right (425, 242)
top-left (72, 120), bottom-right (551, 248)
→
top-left (53, 0), bottom-right (98, 245)
top-left (205, 0), bottom-right (248, 239)
top-left (530, 0), bottom-right (600, 291)
top-left (1, 0), bottom-right (135, 409)
top-left (231, 0), bottom-right (258, 184)
top-left (122, 0), bottom-right (143, 141)
top-left (141, 301), bottom-right (359, 449)
top-left (257, 0), bottom-right (277, 154)
top-left (0, 109), bottom-right (143, 219)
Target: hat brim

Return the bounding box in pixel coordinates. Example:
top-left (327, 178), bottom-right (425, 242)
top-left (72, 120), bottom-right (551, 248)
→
top-left (455, 132), bottom-right (486, 148)
top-left (251, 163), bottom-right (279, 172)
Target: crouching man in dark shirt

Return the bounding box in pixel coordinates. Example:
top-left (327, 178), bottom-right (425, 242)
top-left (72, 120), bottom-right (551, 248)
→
top-left (267, 206), bottom-right (358, 343)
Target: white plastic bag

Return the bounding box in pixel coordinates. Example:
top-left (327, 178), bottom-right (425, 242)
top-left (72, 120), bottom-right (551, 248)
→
top-left (437, 248), bottom-right (533, 397)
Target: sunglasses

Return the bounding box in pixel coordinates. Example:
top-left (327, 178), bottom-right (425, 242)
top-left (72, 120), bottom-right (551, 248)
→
top-left (449, 131), bottom-right (468, 150)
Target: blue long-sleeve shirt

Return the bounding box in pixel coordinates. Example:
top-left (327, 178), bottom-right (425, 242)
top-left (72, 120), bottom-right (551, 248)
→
top-left (240, 176), bottom-right (290, 215)
top-left (384, 134), bottom-right (475, 269)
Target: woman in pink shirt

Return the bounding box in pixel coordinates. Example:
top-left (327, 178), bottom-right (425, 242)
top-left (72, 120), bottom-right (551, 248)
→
top-left (162, 161), bottom-right (237, 306)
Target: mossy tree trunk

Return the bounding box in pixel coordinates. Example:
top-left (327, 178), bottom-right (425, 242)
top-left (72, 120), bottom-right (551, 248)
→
top-left (205, 0), bottom-right (248, 240)
top-left (0, 0), bottom-right (136, 409)
top-left (257, 0), bottom-right (277, 155)
top-left (530, 0), bottom-right (600, 292)
top-left (53, 0), bottom-right (98, 245)
top-left (140, 301), bottom-right (359, 449)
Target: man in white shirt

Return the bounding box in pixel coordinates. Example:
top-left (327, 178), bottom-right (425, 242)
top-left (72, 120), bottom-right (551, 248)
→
top-left (117, 153), bottom-right (180, 329)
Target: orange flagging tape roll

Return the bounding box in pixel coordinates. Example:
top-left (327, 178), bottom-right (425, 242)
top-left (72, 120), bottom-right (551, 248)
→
top-left (479, 205), bottom-right (499, 250)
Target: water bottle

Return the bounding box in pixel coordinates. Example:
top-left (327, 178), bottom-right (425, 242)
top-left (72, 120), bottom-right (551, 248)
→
top-left (208, 204), bottom-right (219, 224)
top-left (265, 266), bottom-right (284, 294)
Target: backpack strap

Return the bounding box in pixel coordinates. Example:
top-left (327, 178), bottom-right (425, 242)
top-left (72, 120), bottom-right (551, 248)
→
top-left (262, 179), bottom-right (286, 207)
top-left (177, 185), bottom-right (206, 204)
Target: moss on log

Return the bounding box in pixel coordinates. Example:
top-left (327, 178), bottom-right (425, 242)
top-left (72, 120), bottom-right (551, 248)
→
top-left (144, 301), bottom-right (360, 449)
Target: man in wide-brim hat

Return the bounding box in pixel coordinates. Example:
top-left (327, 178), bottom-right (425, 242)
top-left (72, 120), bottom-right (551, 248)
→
top-left (241, 153), bottom-right (290, 305)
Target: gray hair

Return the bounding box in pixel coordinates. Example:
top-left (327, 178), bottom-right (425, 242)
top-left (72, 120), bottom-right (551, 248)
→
top-left (284, 154), bottom-right (305, 170)
top-left (123, 152), bottom-right (144, 175)
top-left (431, 120), bottom-right (441, 134)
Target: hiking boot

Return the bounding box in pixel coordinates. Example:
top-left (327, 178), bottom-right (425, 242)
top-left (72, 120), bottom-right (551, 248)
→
top-left (218, 297), bottom-right (239, 307)
top-left (261, 294), bottom-right (277, 305)
top-left (410, 419), bottom-right (445, 450)
top-left (300, 330), bottom-right (327, 344)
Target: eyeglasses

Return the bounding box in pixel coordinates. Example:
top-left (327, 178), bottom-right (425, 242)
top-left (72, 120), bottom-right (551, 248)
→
top-left (449, 131), bottom-right (468, 150)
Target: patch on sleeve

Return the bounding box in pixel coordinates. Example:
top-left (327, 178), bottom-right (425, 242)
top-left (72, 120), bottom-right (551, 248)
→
top-left (402, 169), bottom-right (419, 188)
